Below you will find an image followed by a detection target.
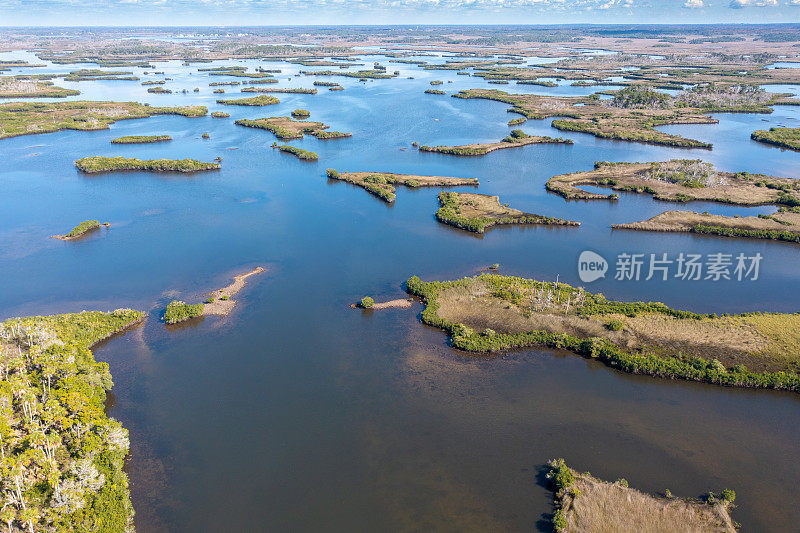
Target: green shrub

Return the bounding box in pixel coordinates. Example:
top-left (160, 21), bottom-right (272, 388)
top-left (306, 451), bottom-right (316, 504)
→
top-left (163, 300), bottom-right (204, 324)
top-left (360, 296), bottom-right (375, 309)
top-left (326, 168), bottom-right (340, 178)
top-left (65, 219), bottom-right (101, 237)
top-left (605, 320), bottom-right (624, 331)
top-left (721, 489), bottom-right (736, 504)
top-left (291, 108), bottom-right (311, 118)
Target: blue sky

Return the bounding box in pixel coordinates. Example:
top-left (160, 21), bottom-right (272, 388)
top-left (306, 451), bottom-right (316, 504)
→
top-left (1, 0), bottom-right (799, 26)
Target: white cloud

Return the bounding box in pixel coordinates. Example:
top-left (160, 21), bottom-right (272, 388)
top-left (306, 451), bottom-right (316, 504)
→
top-left (730, 0), bottom-right (777, 7)
top-left (683, 0), bottom-right (703, 7)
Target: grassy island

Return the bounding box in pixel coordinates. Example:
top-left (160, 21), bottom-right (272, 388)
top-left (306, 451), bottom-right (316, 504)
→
top-left (75, 156), bottom-right (220, 174)
top-left (405, 273), bottom-right (800, 390)
top-left (751, 127), bottom-right (800, 151)
top-left (436, 192), bottom-right (579, 233)
top-left (0, 308), bottom-right (144, 532)
top-left (546, 459), bottom-right (737, 533)
top-left (273, 144), bottom-right (318, 160)
top-left (146, 86), bottom-right (171, 94)
top-left (216, 95), bottom-right (279, 106)
top-left (211, 111), bottom-right (230, 118)
top-left (419, 131), bottom-right (572, 156)
top-left (236, 116), bottom-right (350, 140)
top-left (51, 219), bottom-right (110, 240)
top-left (110, 134), bottom-right (171, 144)
top-left (63, 69), bottom-right (138, 82)
top-left (448, 86), bottom-right (794, 148)
top-left (326, 169), bottom-right (478, 203)
top-left (242, 87), bottom-right (317, 94)
top-left (0, 76), bottom-right (80, 98)
top-left (425, 89), bottom-right (445, 95)
top-left (291, 108), bottom-right (311, 118)
top-left (547, 160), bottom-right (800, 206)
top-left (613, 209), bottom-right (800, 244)
top-left (0, 101), bottom-right (207, 140)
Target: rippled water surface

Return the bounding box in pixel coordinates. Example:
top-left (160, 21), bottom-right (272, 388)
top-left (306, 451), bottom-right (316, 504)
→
top-left (2, 49), bottom-right (800, 532)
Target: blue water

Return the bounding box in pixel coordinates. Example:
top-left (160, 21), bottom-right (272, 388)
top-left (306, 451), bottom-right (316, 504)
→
top-left (2, 48), bottom-right (800, 532)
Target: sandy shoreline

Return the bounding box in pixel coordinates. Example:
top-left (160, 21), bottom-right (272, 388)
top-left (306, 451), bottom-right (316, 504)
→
top-left (203, 267), bottom-right (266, 316)
top-left (351, 298), bottom-right (413, 309)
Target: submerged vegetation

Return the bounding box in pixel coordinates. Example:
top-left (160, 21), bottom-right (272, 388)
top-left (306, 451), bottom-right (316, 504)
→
top-left (0, 308), bottom-right (144, 531)
top-left (75, 156), bottom-right (221, 173)
top-left (406, 273), bottom-right (800, 390)
top-left (436, 192), bottom-right (579, 233)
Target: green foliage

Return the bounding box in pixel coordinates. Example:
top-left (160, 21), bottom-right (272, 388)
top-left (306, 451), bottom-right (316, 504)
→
top-left (405, 274), bottom-right (800, 392)
top-left (721, 489), bottom-right (736, 503)
top-left (0, 101), bottom-right (206, 140)
top-left (110, 134), bottom-right (171, 144)
top-left (424, 89), bottom-right (445, 95)
top-left (74, 156), bottom-right (220, 174)
top-left (275, 144), bottom-right (318, 161)
top-left (291, 108), bottom-right (311, 118)
top-left (605, 319), bottom-right (624, 331)
top-left (548, 459), bottom-right (575, 491)
top-left (553, 509), bottom-right (568, 532)
top-left (611, 86), bottom-right (672, 109)
top-left (691, 224), bottom-right (800, 243)
top-left (211, 111), bottom-right (230, 118)
top-left (216, 95), bottom-right (280, 106)
top-left (0, 309), bottom-right (142, 531)
top-left (326, 168), bottom-right (340, 178)
top-left (163, 300), bottom-right (204, 324)
top-left (64, 219), bottom-right (102, 238)
top-left (751, 127), bottom-right (800, 151)
top-left (360, 297), bottom-right (375, 309)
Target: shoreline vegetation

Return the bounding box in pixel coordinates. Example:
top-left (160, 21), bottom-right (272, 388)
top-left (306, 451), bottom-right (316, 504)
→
top-left (351, 297), bottom-right (414, 309)
top-left (326, 169), bottom-right (478, 203)
top-left (418, 130), bottom-right (572, 156)
top-left (436, 192), bottom-right (579, 233)
top-left (750, 127), bottom-right (800, 151)
top-left (110, 134), bottom-right (171, 144)
top-left (51, 219), bottom-right (109, 240)
top-left (547, 160), bottom-right (800, 206)
top-left (449, 85), bottom-right (799, 149)
top-left (546, 459), bottom-right (737, 533)
top-left (406, 273), bottom-right (800, 391)
top-left (613, 209), bottom-right (800, 244)
top-left (216, 95), bottom-right (280, 106)
top-left (163, 266), bottom-right (266, 324)
top-left (75, 156), bottom-right (221, 174)
top-left (235, 116), bottom-right (351, 140)
top-left (0, 309), bottom-right (145, 531)
top-left (272, 143), bottom-right (318, 160)
top-left (0, 76), bottom-right (80, 98)
top-left (0, 101), bottom-right (207, 140)
top-left (547, 160), bottom-right (800, 243)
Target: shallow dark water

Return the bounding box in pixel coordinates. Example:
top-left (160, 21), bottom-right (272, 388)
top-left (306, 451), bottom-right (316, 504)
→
top-left (2, 49), bottom-right (800, 531)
